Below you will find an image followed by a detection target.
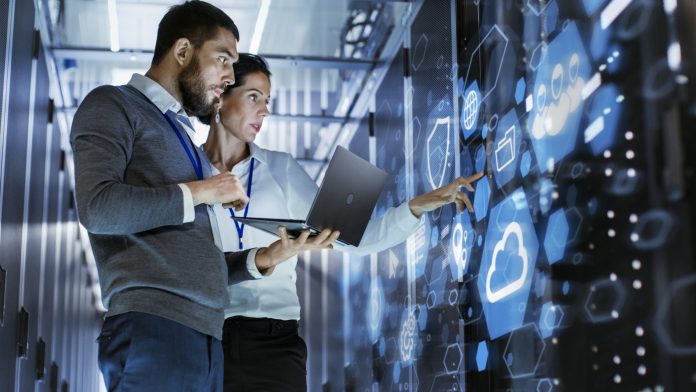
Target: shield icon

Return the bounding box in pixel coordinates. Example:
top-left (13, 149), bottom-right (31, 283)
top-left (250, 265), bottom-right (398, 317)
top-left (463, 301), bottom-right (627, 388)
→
top-left (426, 116), bottom-right (451, 190)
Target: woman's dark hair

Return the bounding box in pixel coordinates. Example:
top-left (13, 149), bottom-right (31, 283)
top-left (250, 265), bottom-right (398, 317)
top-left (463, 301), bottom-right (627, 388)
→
top-left (198, 53), bottom-right (272, 124)
top-left (152, 1), bottom-right (240, 65)
top-left (225, 53), bottom-right (272, 94)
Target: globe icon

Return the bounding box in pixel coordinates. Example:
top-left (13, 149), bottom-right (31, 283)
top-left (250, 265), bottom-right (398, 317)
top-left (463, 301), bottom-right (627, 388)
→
top-left (462, 90), bottom-right (479, 130)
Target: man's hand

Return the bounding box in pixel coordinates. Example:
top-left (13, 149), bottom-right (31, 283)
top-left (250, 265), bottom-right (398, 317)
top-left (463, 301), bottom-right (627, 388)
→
top-left (254, 227), bottom-right (340, 274)
top-left (185, 172), bottom-right (249, 210)
top-left (408, 172), bottom-right (484, 218)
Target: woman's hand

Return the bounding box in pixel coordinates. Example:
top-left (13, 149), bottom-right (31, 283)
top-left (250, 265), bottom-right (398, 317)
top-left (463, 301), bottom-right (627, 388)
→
top-left (408, 172), bottom-right (484, 218)
top-left (254, 227), bottom-right (340, 274)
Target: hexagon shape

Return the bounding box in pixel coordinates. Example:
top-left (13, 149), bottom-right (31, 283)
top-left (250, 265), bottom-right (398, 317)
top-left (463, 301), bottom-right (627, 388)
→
top-left (537, 378), bottom-right (553, 392)
top-left (478, 188), bottom-right (540, 339)
top-left (544, 209), bottom-right (569, 264)
top-left (527, 21), bottom-right (592, 173)
top-left (503, 323), bottom-right (547, 378)
top-left (476, 341), bottom-right (488, 371)
top-left (539, 302), bottom-right (564, 338)
top-left (443, 344), bottom-right (463, 374)
top-left (655, 274), bottom-right (696, 355)
top-left (474, 176), bottom-right (491, 222)
top-left (583, 278), bottom-right (627, 323)
top-left (463, 26), bottom-right (509, 103)
top-left (515, 78), bottom-right (526, 104)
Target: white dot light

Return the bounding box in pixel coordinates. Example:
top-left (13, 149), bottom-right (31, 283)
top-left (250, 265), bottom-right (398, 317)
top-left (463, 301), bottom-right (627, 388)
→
top-left (605, 168), bottom-right (613, 177)
top-left (626, 150), bottom-right (635, 159)
top-left (607, 210), bottom-right (615, 219)
top-left (610, 273), bottom-right (618, 281)
top-left (604, 150), bottom-right (612, 158)
top-left (627, 168), bottom-right (636, 178)
top-left (614, 374), bottom-right (621, 383)
top-left (636, 326), bottom-right (644, 336)
top-left (625, 131), bottom-right (634, 140)
top-left (638, 365), bottom-right (646, 375)
top-left (608, 229), bottom-right (616, 237)
top-left (630, 214), bottom-right (638, 223)
top-left (611, 310), bottom-right (619, 319)
top-left (632, 260), bottom-right (641, 270)
top-left (637, 346), bottom-right (646, 356)
top-left (631, 233), bottom-right (640, 242)
top-left (613, 355), bottom-right (621, 364)
top-left (633, 280), bottom-right (642, 289)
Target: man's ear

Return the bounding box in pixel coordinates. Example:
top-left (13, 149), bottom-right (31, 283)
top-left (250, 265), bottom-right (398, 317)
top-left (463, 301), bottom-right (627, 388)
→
top-left (173, 37), bottom-right (193, 67)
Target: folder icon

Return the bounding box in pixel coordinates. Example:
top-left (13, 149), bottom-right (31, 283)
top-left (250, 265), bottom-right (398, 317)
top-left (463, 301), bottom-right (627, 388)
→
top-left (495, 125), bottom-right (516, 172)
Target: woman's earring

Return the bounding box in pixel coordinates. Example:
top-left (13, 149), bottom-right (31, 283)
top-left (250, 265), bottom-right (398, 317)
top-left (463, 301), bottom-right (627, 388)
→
top-left (214, 111), bottom-right (221, 124)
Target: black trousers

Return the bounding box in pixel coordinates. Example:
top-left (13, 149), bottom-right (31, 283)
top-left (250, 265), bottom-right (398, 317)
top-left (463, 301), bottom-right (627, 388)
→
top-left (222, 316), bottom-right (307, 392)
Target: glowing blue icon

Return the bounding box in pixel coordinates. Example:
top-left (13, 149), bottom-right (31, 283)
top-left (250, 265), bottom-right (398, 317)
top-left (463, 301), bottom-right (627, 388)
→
top-left (400, 310), bottom-right (417, 361)
top-left (514, 78), bottom-right (526, 105)
top-left (485, 222), bottom-right (529, 303)
top-left (544, 209), bottom-right (569, 264)
top-left (527, 21), bottom-right (591, 173)
top-left (585, 84), bottom-right (624, 155)
top-left (450, 214), bottom-right (474, 281)
top-left (476, 341), bottom-right (488, 371)
top-left (495, 126), bottom-right (516, 172)
top-left (520, 151), bottom-right (532, 177)
top-left (474, 176), bottom-right (491, 222)
top-left (426, 116), bottom-right (452, 190)
top-left (478, 188), bottom-right (539, 339)
top-left (493, 110), bottom-right (522, 189)
top-left (460, 82), bottom-right (482, 139)
top-left (368, 280), bottom-right (384, 341)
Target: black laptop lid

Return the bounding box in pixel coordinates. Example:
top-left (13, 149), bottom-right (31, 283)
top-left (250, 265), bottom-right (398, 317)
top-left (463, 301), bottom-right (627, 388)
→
top-left (306, 146), bottom-right (388, 246)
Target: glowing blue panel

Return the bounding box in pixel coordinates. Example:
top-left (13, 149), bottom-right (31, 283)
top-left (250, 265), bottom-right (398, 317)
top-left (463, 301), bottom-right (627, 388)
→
top-left (520, 151), bottom-right (532, 177)
top-left (582, 0), bottom-right (607, 16)
top-left (493, 109), bottom-right (523, 189)
top-left (478, 188), bottom-right (539, 339)
top-left (585, 84), bottom-right (624, 155)
top-left (528, 22), bottom-right (591, 173)
top-left (476, 341), bottom-right (488, 371)
top-left (474, 176), bottom-right (491, 222)
top-left (515, 78), bottom-right (526, 105)
top-left (544, 209), bottom-right (569, 264)
top-left (461, 81), bottom-right (482, 140)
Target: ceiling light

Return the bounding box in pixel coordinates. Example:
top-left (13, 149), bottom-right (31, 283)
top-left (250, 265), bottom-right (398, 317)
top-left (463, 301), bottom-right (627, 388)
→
top-left (108, 0), bottom-right (120, 52)
top-left (249, 0), bottom-right (271, 54)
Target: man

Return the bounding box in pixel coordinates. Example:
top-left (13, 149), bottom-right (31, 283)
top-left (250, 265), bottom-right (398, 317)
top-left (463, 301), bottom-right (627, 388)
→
top-left (70, 2), bottom-right (336, 390)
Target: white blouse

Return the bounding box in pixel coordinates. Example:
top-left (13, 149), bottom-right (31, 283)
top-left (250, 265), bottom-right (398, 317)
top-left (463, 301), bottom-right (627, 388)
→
top-left (210, 143), bottom-right (421, 320)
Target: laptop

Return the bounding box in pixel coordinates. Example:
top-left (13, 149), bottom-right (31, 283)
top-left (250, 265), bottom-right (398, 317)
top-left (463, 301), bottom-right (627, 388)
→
top-left (232, 146), bottom-right (389, 247)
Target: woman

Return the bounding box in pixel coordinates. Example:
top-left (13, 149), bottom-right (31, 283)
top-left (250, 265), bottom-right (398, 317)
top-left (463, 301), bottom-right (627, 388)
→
top-left (202, 53), bottom-right (482, 391)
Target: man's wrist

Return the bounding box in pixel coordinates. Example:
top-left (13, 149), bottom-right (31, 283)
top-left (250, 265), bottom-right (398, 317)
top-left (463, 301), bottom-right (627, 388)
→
top-left (254, 247), bottom-right (274, 275)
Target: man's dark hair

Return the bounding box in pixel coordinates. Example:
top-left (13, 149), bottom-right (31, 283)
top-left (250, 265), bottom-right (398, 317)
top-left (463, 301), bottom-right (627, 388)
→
top-left (152, 1), bottom-right (240, 65)
top-left (198, 53), bottom-right (272, 125)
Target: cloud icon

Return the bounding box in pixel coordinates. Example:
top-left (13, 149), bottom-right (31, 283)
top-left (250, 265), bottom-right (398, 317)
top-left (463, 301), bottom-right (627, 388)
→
top-left (486, 222), bottom-right (529, 303)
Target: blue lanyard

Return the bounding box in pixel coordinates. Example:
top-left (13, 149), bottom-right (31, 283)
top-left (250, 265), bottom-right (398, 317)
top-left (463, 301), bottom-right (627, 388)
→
top-left (228, 157), bottom-right (255, 250)
top-left (162, 112), bottom-right (204, 180)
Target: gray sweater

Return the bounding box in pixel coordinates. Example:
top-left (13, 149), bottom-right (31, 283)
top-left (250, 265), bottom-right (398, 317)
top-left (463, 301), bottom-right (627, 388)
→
top-left (71, 84), bottom-right (252, 339)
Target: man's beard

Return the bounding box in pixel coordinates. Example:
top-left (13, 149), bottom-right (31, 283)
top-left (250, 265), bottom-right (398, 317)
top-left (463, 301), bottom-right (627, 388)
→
top-left (178, 55), bottom-right (217, 117)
